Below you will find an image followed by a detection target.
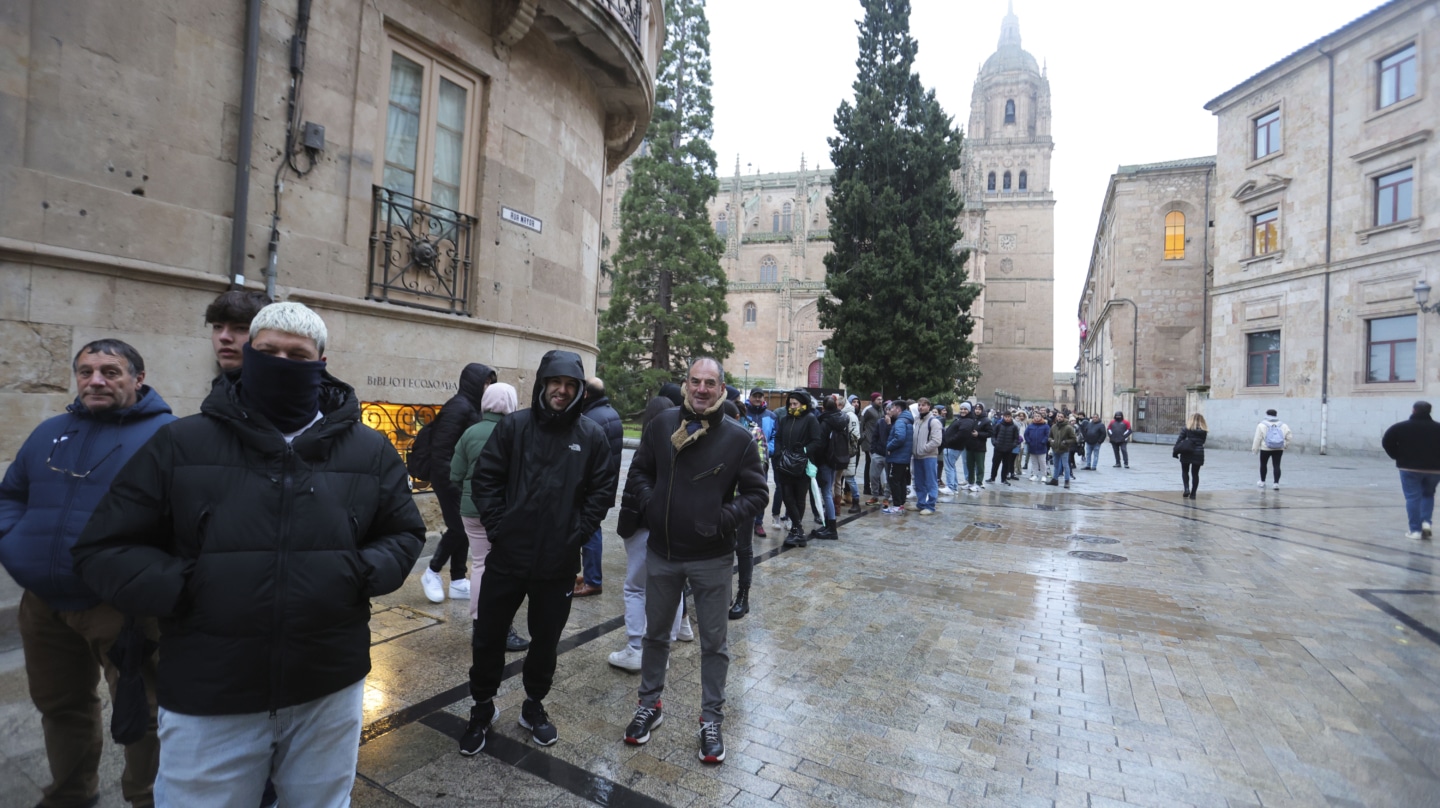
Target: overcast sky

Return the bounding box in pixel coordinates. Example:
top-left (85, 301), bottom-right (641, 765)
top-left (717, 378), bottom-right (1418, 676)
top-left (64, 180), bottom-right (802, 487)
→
top-left (707, 0), bottom-right (1379, 371)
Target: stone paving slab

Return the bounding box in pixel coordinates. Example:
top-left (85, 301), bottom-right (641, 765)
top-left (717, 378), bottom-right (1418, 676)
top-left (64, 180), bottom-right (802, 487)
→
top-left (0, 443), bottom-right (1436, 807)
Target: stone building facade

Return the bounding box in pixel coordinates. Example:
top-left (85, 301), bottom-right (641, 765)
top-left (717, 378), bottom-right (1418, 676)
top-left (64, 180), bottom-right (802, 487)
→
top-left (0, 0), bottom-right (662, 464)
top-left (599, 7), bottom-right (1055, 400)
top-left (1202, 0), bottom-right (1439, 453)
top-left (1077, 158), bottom-right (1215, 433)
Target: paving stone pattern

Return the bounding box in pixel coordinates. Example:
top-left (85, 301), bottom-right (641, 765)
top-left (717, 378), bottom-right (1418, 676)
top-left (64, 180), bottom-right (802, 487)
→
top-left (0, 443), bottom-right (1437, 807)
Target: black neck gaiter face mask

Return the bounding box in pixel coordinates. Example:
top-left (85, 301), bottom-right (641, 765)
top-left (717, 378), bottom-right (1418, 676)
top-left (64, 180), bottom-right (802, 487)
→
top-left (239, 342), bottom-right (325, 433)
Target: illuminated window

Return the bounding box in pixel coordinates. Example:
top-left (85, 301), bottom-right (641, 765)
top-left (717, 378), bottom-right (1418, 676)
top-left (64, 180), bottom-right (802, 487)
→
top-left (1375, 167), bottom-right (1413, 225)
top-left (1004, 99), bottom-right (1015, 124)
top-left (1254, 109), bottom-right (1281, 159)
top-left (1252, 208), bottom-right (1278, 256)
top-left (1018, 170), bottom-right (1027, 191)
top-left (1366, 314), bottom-right (1416, 382)
top-left (1379, 44), bottom-right (1417, 108)
top-left (744, 302), bottom-right (757, 326)
top-left (782, 202), bottom-right (792, 232)
top-left (1003, 171), bottom-right (1011, 191)
top-left (1164, 211), bottom-right (1185, 260)
top-left (361, 401), bottom-right (441, 491)
top-left (1246, 331), bottom-right (1280, 387)
top-left (381, 39), bottom-right (480, 214)
top-left (760, 256), bottom-right (778, 283)
top-left (987, 172), bottom-right (996, 191)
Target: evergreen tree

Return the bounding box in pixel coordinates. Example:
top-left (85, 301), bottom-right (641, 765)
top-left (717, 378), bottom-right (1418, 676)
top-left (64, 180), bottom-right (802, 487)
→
top-left (598, 0), bottom-right (731, 415)
top-left (818, 0), bottom-right (977, 399)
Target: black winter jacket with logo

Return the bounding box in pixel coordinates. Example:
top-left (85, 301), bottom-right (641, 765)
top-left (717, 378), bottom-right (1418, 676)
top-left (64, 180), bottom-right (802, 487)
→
top-left (72, 374), bottom-right (425, 716)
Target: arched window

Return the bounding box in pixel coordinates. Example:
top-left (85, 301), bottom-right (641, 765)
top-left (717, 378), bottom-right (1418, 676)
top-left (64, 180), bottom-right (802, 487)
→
top-left (987, 172), bottom-right (996, 191)
top-left (1018, 170), bottom-right (1027, 191)
top-left (760, 256), bottom-right (778, 284)
top-left (782, 202), bottom-right (792, 232)
top-left (1004, 99), bottom-right (1016, 124)
top-left (1164, 211), bottom-right (1185, 260)
top-left (1003, 171), bottom-right (1012, 191)
top-left (743, 302), bottom-right (757, 325)
top-left (716, 212), bottom-right (727, 238)
top-left (772, 211), bottom-right (780, 232)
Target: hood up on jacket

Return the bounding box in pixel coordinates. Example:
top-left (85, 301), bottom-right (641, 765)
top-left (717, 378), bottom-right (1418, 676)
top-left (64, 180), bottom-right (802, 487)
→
top-left (458, 363), bottom-right (497, 410)
top-left (657, 383), bottom-right (684, 407)
top-left (531, 350), bottom-right (586, 430)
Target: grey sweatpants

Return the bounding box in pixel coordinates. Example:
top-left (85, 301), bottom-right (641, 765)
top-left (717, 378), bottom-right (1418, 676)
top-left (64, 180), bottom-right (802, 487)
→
top-left (639, 550), bottom-right (732, 723)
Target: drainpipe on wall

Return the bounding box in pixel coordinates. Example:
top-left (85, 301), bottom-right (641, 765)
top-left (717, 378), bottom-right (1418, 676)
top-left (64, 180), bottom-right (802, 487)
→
top-left (1202, 166), bottom-right (1212, 385)
top-left (1319, 46), bottom-right (1336, 455)
top-left (228, 0), bottom-right (262, 289)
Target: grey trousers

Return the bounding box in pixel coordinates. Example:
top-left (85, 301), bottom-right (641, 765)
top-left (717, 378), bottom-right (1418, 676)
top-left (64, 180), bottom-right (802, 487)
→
top-left (639, 550), bottom-right (732, 723)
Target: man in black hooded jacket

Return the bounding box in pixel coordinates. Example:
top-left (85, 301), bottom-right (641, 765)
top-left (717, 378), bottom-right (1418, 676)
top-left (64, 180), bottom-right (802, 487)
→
top-left (73, 302), bottom-right (425, 807)
top-left (461, 350), bottom-right (615, 754)
top-left (420, 362), bottom-right (496, 603)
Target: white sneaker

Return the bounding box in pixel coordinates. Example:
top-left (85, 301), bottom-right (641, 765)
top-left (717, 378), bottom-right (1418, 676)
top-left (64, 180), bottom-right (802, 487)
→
top-left (1406, 530), bottom-right (1424, 540)
top-left (1256, 480), bottom-right (1265, 488)
top-left (608, 646), bottom-right (642, 672)
top-left (420, 568), bottom-right (445, 603)
top-left (1423, 521), bottom-right (1433, 539)
top-left (772, 516), bottom-right (783, 529)
top-left (1273, 483), bottom-right (1280, 490)
top-left (1029, 475), bottom-right (1038, 482)
top-left (938, 486), bottom-right (953, 495)
top-left (675, 618), bottom-right (695, 642)
top-left (449, 578), bottom-right (471, 600)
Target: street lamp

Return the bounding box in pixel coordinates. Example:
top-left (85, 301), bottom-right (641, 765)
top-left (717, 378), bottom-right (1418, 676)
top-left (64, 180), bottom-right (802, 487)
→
top-left (816, 345), bottom-right (826, 388)
top-left (1415, 280), bottom-right (1439, 314)
top-left (743, 360), bottom-right (750, 391)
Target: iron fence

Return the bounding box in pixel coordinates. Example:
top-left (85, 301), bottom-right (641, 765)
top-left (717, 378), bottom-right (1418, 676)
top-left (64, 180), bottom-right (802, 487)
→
top-left (361, 401), bottom-right (441, 492)
top-left (368, 186), bottom-right (474, 315)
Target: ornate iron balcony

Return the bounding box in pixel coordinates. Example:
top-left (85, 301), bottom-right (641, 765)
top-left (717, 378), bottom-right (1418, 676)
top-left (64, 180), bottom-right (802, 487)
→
top-left (598, 0), bottom-right (643, 46)
top-left (368, 186), bottom-right (475, 315)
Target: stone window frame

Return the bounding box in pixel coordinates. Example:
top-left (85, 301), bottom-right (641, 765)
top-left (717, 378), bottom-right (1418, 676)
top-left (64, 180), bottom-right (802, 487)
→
top-left (743, 301), bottom-right (758, 327)
top-left (376, 33), bottom-right (484, 217)
top-left (1368, 38), bottom-right (1421, 119)
top-left (1164, 210), bottom-right (1186, 260)
top-left (716, 211), bottom-right (728, 239)
top-left (987, 171), bottom-right (996, 192)
top-left (1374, 165), bottom-right (1414, 227)
top-left (1004, 99), bottom-right (1016, 125)
top-left (759, 255), bottom-right (778, 284)
top-left (1018, 170), bottom-right (1028, 191)
top-left (1251, 207), bottom-right (1280, 258)
top-left (1362, 311), bottom-right (1419, 385)
top-left (1352, 131), bottom-right (1428, 242)
top-left (1244, 328), bottom-right (1282, 388)
top-left (1003, 170), bottom-right (1012, 191)
top-left (1247, 103), bottom-right (1285, 168)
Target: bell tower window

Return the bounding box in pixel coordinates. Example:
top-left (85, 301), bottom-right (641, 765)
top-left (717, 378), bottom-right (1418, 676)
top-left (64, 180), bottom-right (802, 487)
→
top-left (1003, 171), bottom-right (1012, 191)
top-left (1018, 170), bottom-right (1027, 191)
top-left (1004, 99), bottom-right (1016, 124)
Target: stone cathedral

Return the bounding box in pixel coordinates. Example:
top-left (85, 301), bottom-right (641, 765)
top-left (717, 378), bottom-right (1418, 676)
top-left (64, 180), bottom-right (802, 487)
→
top-left (599, 6), bottom-right (1055, 402)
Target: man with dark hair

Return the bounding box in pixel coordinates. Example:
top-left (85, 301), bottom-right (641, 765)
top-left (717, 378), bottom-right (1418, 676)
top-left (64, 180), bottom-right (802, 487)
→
top-left (462, 351), bottom-right (615, 753)
top-left (205, 289), bottom-right (273, 372)
top-left (1382, 401), bottom-right (1439, 540)
top-left (576, 377), bottom-right (624, 597)
top-left (1, 339), bottom-right (174, 808)
top-left (621, 357), bottom-right (767, 763)
top-left (73, 303), bottom-right (425, 806)
top-left (419, 363), bottom-right (498, 604)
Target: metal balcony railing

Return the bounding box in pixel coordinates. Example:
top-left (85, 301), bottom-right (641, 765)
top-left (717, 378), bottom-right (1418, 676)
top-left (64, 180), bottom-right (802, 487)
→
top-left (598, 0), bottom-right (643, 47)
top-left (368, 186), bottom-right (475, 315)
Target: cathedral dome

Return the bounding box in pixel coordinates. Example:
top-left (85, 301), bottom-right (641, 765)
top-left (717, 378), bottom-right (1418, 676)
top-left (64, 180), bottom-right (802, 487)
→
top-left (979, 5), bottom-right (1039, 77)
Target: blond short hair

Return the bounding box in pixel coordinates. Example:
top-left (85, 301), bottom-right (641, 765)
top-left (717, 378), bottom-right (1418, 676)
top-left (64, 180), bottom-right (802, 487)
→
top-left (249, 302), bottom-right (328, 356)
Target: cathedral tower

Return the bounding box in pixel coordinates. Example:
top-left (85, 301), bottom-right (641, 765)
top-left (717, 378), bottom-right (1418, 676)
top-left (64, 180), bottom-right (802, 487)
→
top-left (963, 3), bottom-right (1055, 404)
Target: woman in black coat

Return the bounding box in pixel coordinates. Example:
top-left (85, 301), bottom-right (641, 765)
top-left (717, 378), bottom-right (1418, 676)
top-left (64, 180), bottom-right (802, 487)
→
top-left (1174, 413), bottom-right (1208, 498)
top-left (772, 390), bottom-right (824, 547)
top-left (988, 412), bottom-right (1022, 484)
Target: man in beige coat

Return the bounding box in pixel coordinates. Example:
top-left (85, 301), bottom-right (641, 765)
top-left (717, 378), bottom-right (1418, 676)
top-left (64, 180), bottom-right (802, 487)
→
top-left (911, 397), bottom-right (944, 515)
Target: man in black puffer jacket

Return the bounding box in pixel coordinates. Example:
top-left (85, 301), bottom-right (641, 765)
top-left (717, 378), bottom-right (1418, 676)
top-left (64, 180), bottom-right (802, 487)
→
top-left (73, 303), bottom-right (425, 807)
top-left (421, 362), bottom-right (496, 604)
top-left (462, 350), bottom-right (615, 754)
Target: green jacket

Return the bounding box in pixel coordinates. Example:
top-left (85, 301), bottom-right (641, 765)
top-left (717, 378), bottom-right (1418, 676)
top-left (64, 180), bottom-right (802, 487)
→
top-left (451, 412), bottom-right (504, 518)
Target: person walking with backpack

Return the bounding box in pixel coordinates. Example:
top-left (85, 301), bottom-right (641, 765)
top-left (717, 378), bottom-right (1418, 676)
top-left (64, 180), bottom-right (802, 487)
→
top-left (1081, 414), bottom-right (1107, 471)
top-left (1174, 413), bottom-right (1208, 498)
top-left (1252, 409), bottom-right (1291, 490)
top-left (1108, 412), bottom-right (1132, 468)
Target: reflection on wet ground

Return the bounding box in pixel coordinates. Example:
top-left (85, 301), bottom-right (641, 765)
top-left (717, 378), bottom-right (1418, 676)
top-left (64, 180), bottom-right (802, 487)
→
top-left (1, 443), bottom-right (1437, 806)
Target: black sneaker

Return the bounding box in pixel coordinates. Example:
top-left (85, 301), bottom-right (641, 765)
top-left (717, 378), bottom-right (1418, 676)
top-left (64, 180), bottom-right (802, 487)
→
top-left (698, 720), bottom-right (725, 764)
top-left (519, 698), bottom-right (558, 746)
top-left (624, 702), bottom-right (664, 745)
top-left (506, 625), bottom-right (531, 652)
top-left (459, 702), bottom-right (499, 756)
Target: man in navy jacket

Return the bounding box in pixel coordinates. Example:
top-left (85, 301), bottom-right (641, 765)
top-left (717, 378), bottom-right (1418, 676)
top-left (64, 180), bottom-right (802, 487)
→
top-left (0, 339), bottom-right (174, 808)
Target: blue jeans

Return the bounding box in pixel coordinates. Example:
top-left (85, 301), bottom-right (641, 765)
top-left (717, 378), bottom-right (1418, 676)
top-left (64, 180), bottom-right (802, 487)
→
top-left (816, 465), bottom-right (837, 520)
top-left (1055, 451), bottom-right (1073, 481)
top-left (155, 678), bottom-right (364, 808)
top-left (1084, 443), bottom-right (1101, 469)
top-left (1399, 470), bottom-right (1439, 532)
top-left (914, 456), bottom-right (938, 510)
top-left (581, 528), bottom-right (603, 586)
top-left (943, 449), bottom-right (960, 489)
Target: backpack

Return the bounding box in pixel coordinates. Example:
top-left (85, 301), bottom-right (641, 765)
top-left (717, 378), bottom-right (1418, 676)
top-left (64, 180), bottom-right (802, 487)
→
top-left (825, 420), bottom-right (851, 469)
top-left (1263, 421), bottom-right (1285, 450)
top-left (846, 419), bottom-right (860, 458)
top-left (405, 417), bottom-right (439, 480)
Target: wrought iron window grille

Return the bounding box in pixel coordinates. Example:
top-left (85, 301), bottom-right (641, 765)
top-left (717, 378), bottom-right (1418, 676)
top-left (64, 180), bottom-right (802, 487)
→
top-left (368, 186), bottom-right (475, 315)
top-left (361, 401), bottom-right (441, 493)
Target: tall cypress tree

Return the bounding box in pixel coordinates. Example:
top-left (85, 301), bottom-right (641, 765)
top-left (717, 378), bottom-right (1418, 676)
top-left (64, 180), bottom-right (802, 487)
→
top-left (599, 0), bottom-right (731, 415)
top-left (819, 0), bottom-right (977, 398)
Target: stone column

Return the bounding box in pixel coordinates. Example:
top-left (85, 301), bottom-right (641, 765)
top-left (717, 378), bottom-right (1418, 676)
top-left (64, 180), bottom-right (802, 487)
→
top-left (1185, 384), bottom-right (1210, 423)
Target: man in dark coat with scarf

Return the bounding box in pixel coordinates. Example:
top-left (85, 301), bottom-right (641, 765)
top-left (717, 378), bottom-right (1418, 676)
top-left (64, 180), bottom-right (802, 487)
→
top-left (420, 362), bottom-right (497, 603)
top-left (73, 303), bottom-right (425, 807)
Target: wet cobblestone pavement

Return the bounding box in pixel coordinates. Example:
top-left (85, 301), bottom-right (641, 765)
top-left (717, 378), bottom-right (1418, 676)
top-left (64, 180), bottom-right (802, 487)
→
top-left (2, 443), bottom-right (1437, 807)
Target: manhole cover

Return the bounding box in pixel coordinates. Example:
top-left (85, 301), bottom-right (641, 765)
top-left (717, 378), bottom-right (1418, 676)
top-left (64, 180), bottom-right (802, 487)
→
top-left (973, 522), bottom-right (1003, 529)
top-left (1035, 504), bottom-right (1058, 511)
top-left (1068, 551), bottom-right (1127, 562)
top-left (1067, 534), bottom-right (1119, 544)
